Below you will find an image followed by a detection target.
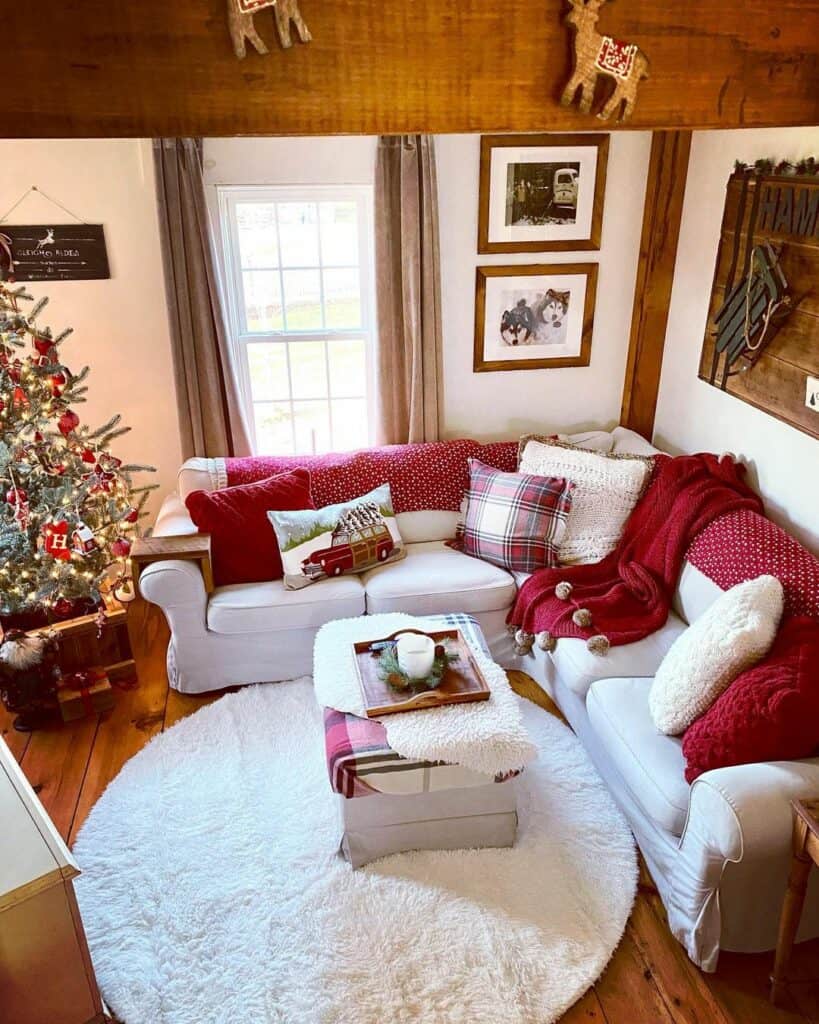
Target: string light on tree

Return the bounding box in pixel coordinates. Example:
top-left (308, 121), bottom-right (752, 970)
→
top-left (0, 278), bottom-right (156, 620)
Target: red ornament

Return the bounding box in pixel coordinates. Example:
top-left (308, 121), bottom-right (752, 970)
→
top-left (12, 386), bottom-right (29, 408)
top-left (33, 335), bottom-right (54, 357)
top-left (110, 537), bottom-right (132, 558)
top-left (124, 506), bottom-right (140, 523)
top-left (58, 409), bottom-right (80, 436)
top-left (97, 453), bottom-right (122, 472)
top-left (50, 371), bottom-right (66, 396)
top-left (8, 359), bottom-right (22, 383)
top-left (42, 520), bottom-right (72, 561)
top-left (81, 448), bottom-right (97, 463)
top-left (6, 487), bottom-right (27, 504)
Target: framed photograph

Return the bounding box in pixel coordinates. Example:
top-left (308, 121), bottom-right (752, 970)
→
top-left (474, 263), bottom-right (598, 373)
top-left (478, 134), bottom-right (609, 253)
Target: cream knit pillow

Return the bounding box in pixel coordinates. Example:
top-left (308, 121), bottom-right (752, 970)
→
top-left (518, 437), bottom-right (654, 564)
top-left (649, 575), bottom-right (784, 736)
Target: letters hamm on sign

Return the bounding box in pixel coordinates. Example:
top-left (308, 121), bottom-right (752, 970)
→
top-left (0, 224), bottom-right (110, 281)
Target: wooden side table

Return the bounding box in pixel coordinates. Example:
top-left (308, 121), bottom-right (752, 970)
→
top-left (770, 798), bottom-right (819, 1004)
top-left (130, 534), bottom-right (214, 594)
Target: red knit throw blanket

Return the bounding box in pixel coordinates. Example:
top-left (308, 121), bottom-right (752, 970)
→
top-left (508, 453), bottom-right (763, 648)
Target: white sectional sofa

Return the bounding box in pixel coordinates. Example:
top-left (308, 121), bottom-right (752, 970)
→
top-left (138, 424), bottom-right (819, 971)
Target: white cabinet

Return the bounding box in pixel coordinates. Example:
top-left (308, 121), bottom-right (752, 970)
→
top-left (0, 737), bottom-right (105, 1024)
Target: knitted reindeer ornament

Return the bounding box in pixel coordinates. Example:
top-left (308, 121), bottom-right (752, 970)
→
top-left (561, 0), bottom-right (650, 122)
top-left (227, 0), bottom-right (312, 59)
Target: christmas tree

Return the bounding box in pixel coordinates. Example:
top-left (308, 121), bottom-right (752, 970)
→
top-left (0, 278), bottom-right (154, 621)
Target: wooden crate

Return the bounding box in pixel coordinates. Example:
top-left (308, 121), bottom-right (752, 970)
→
top-left (33, 595), bottom-right (136, 685)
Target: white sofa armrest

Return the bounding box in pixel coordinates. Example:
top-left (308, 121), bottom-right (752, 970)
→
top-left (139, 493), bottom-right (208, 635)
top-left (668, 757), bottom-right (819, 970)
top-left (684, 758), bottom-right (819, 862)
top-left (139, 559), bottom-right (208, 635)
top-left (153, 492), bottom-right (199, 538)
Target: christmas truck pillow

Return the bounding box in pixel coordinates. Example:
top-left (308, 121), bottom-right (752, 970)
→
top-left (267, 484), bottom-right (405, 590)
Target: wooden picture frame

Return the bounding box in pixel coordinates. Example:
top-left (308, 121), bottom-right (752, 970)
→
top-left (474, 263), bottom-right (598, 373)
top-left (478, 134), bottom-right (609, 254)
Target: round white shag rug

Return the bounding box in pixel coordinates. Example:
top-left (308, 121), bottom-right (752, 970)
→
top-left (74, 679), bottom-right (636, 1024)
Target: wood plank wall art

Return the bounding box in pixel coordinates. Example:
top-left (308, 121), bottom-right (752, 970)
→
top-left (1, 1), bottom-right (818, 137)
top-left (698, 170), bottom-right (819, 440)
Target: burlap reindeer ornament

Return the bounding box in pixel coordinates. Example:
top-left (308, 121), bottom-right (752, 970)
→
top-left (227, 0), bottom-right (312, 59)
top-left (560, 0), bottom-right (649, 122)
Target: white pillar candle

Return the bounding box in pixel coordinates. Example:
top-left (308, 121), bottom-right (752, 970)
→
top-left (395, 633), bottom-right (436, 680)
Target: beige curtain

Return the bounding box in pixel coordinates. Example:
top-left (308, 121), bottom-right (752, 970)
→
top-left (374, 136), bottom-right (443, 445)
top-left (153, 138), bottom-right (251, 459)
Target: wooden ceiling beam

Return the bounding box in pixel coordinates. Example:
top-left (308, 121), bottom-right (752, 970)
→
top-left (1, 1), bottom-right (817, 138)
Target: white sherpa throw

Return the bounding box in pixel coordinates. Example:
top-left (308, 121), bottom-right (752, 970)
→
top-left (314, 613), bottom-right (537, 777)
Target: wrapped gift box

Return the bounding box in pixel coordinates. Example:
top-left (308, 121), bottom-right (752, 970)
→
top-left (57, 668), bottom-right (115, 722)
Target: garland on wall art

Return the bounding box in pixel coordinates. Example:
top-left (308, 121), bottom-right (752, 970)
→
top-left (733, 158), bottom-right (819, 178)
top-left (227, 0), bottom-right (312, 59)
top-left (0, 275), bottom-right (155, 622)
top-left (560, 0), bottom-right (650, 122)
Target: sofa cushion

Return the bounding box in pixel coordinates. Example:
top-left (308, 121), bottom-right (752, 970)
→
top-left (460, 459), bottom-right (574, 572)
top-left (587, 677), bottom-right (690, 836)
top-left (186, 469), bottom-right (314, 587)
top-left (267, 484), bottom-right (404, 590)
top-left (682, 617), bottom-right (819, 783)
top-left (519, 438), bottom-right (655, 565)
top-left (649, 575), bottom-right (784, 736)
top-left (551, 611), bottom-right (687, 700)
top-left (207, 575), bottom-right (365, 635)
top-left (362, 541), bottom-right (517, 616)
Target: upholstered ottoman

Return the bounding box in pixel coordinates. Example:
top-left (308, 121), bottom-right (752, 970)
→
top-left (315, 613), bottom-right (534, 868)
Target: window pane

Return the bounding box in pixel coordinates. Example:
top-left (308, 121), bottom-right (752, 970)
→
top-left (236, 203), bottom-right (279, 269)
top-left (283, 269), bottom-right (322, 331)
top-left (242, 271), bottom-right (283, 332)
top-left (248, 343), bottom-right (289, 401)
top-left (289, 341), bottom-right (328, 400)
top-left (328, 338), bottom-right (366, 398)
top-left (331, 399), bottom-right (368, 452)
top-left (278, 202), bottom-right (319, 267)
top-left (254, 402), bottom-right (294, 455)
top-left (320, 201), bottom-right (359, 267)
top-left (323, 268), bottom-right (361, 329)
top-left (293, 400), bottom-right (331, 454)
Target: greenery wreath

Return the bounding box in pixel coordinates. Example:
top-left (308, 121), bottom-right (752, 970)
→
top-left (377, 640), bottom-right (460, 692)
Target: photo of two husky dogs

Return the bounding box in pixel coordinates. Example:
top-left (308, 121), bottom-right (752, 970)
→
top-left (500, 290), bottom-right (571, 347)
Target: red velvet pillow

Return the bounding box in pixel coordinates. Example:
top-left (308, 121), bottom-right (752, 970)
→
top-left (185, 469), bottom-right (314, 586)
top-left (682, 617), bottom-right (819, 783)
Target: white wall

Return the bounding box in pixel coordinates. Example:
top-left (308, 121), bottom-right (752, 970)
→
top-left (206, 133), bottom-right (651, 443)
top-left (0, 139), bottom-right (181, 515)
top-left (654, 127), bottom-right (819, 554)
top-left (437, 132), bottom-right (652, 440)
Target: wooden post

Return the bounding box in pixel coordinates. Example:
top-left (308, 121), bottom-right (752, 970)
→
top-left (620, 130), bottom-right (692, 440)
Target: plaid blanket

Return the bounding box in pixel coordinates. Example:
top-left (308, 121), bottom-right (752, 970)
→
top-left (323, 613), bottom-right (521, 798)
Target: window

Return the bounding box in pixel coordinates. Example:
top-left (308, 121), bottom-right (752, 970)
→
top-left (218, 186), bottom-right (375, 455)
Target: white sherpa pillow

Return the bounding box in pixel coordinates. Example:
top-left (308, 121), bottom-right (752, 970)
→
top-left (649, 575), bottom-right (784, 736)
top-left (519, 437), bottom-right (653, 564)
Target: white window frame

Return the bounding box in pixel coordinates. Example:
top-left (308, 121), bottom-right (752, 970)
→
top-left (217, 183), bottom-right (376, 454)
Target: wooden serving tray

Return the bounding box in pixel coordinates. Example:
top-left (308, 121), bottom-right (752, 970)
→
top-left (352, 628), bottom-right (491, 718)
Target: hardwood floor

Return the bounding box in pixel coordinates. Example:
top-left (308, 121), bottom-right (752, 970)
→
top-left (3, 599), bottom-right (818, 1024)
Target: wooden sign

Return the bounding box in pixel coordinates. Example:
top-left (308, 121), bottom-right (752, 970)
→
top-left (0, 225), bottom-right (110, 282)
top-left (699, 173), bottom-right (819, 440)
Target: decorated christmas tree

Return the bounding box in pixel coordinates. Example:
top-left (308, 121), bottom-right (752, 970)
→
top-left (0, 278), bottom-right (154, 623)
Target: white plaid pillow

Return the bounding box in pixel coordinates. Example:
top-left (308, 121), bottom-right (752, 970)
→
top-left (460, 459), bottom-right (574, 572)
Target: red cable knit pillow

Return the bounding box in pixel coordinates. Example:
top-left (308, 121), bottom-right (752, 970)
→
top-left (185, 470), bottom-right (314, 586)
top-left (682, 617), bottom-right (819, 783)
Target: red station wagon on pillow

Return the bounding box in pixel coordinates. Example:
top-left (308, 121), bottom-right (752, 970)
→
top-left (302, 522), bottom-right (395, 579)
